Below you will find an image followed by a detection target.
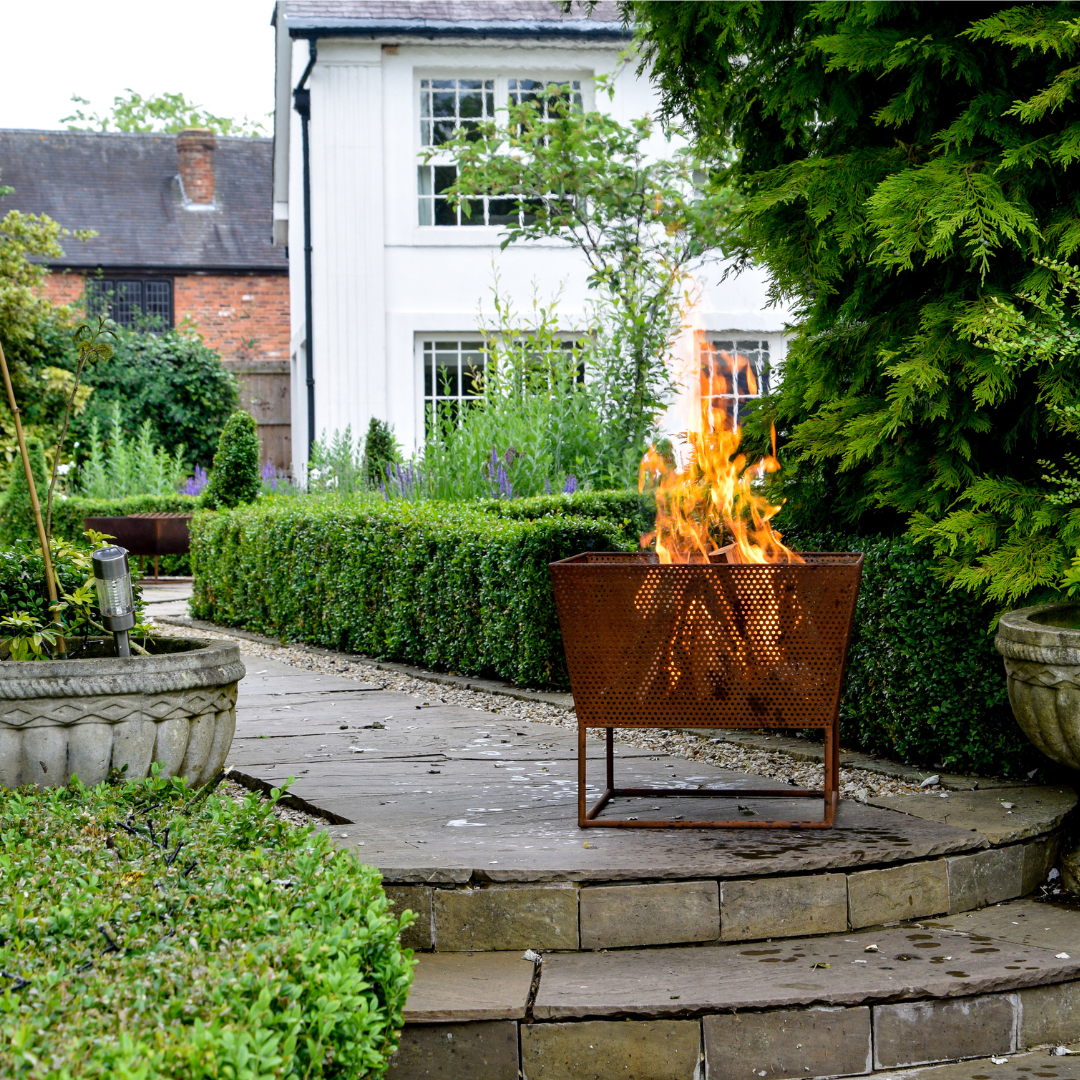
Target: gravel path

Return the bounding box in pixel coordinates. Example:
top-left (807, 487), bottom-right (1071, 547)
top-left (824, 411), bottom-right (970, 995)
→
top-left (161, 622), bottom-right (927, 801)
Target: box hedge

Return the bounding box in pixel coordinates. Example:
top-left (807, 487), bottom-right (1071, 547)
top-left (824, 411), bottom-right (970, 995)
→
top-left (0, 773), bottom-right (413, 1078)
top-left (784, 529), bottom-right (1032, 777)
top-left (191, 496), bottom-right (1034, 774)
top-left (191, 497), bottom-right (633, 688)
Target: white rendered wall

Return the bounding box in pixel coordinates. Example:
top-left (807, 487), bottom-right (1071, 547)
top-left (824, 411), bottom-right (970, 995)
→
top-left (288, 36), bottom-right (791, 465)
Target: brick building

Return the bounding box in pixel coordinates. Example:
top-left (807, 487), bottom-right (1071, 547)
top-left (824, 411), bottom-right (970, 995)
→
top-left (0, 128), bottom-right (291, 468)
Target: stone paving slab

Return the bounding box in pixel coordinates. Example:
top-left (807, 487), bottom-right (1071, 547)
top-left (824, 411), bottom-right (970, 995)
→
top-left (226, 661), bottom-right (996, 885)
top-left (531, 924), bottom-right (1080, 1019)
top-left (402, 952), bottom-right (536, 1022)
top-left (869, 788), bottom-right (1077, 846)
top-left (926, 898), bottom-right (1080, 954)
top-left (876, 1049), bottom-right (1080, 1080)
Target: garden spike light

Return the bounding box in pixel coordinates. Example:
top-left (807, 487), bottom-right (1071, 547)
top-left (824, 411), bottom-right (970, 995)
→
top-left (92, 546), bottom-right (136, 657)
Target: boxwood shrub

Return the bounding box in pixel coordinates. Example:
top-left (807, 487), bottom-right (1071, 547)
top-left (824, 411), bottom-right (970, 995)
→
top-left (52, 494), bottom-right (200, 576)
top-left (191, 498), bottom-right (633, 688)
top-left (785, 529), bottom-right (1033, 777)
top-left (0, 773), bottom-right (413, 1078)
top-left (190, 498), bottom-right (1034, 774)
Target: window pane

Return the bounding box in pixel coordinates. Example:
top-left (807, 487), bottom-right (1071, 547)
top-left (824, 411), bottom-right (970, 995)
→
top-left (433, 197), bottom-right (457, 226)
top-left (460, 198), bottom-right (485, 225)
top-left (144, 280), bottom-right (171, 326)
top-left (433, 165), bottom-right (457, 194)
top-left (112, 281), bottom-right (141, 327)
top-left (487, 197), bottom-right (518, 227)
top-left (435, 351), bottom-right (459, 396)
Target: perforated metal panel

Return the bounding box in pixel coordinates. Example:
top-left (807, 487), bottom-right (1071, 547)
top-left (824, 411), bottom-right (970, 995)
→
top-left (550, 552), bottom-right (863, 731)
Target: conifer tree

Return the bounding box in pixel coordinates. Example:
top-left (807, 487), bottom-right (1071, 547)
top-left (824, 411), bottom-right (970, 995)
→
top-left (630, 1), bottom-right (1080, 604)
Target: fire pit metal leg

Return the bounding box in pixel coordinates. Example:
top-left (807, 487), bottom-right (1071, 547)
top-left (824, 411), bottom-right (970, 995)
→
top-left (578, 719), bottom-right (839, 829)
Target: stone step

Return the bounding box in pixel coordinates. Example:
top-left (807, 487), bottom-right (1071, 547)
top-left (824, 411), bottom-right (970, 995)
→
top-left (387, 898), bottom-right (1080, 1080)
top-left (381, 822), bottom-right (1063, 953)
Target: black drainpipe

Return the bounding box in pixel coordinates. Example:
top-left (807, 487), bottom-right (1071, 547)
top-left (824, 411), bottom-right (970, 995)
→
top-left (293, 38), bottom-right (317, 463)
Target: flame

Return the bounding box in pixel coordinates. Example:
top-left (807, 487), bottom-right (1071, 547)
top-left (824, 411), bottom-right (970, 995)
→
top-left (639, 329), bottom-right (801, 565)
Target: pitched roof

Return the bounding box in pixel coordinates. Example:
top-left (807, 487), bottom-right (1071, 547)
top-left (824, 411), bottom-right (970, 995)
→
top-left (0, 130), bottom-right (287, 272)
top-left (282, 0), bottom-right (627, 40)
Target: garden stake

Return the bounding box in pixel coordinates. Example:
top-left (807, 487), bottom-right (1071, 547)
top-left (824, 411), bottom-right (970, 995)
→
top-left (0, 339), bottom-right (66, 654)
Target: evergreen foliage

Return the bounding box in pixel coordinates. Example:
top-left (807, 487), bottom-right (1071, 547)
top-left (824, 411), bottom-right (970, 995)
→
top-left (362, 417), bottom-right (400, 489)
top-left (630, 1), bottom-right (1080, 605)
top-left (201, 411), bottom-right (261, 510)
top-left (0, 775), bottom-right (413, 1077)
top-left (74, 324), bottom-right (238, 469)
top-left (0, 439), bottom-right (47, 545)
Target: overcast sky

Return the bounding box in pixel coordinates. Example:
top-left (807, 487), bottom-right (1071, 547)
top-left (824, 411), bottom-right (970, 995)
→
top-left (0, 1), bottom-right (276, 133)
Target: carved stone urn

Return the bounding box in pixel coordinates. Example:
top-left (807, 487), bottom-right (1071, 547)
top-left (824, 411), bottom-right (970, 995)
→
top-left (0, 637), bottom-right (244, 789)
top-left (996, 603), bottom-right (1080, 769)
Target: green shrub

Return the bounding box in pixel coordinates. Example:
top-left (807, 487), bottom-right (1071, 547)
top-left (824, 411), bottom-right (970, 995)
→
top-left (74, 325), bottom-right (239, 468)
top-left (202, 411), bottom-right (260, 510)
top-left (0, 439), bottom-right (47, 545)
top-left (480, 489), bottom-right (653, 539)
top-left (191, 499), bottom-right (632, 687)
top-left (784, 528), bottom-right (1032, 776)
top-left (362, 417), bottom-right (399, 489)
top-left (0, 773), bottom-right (414, 1078)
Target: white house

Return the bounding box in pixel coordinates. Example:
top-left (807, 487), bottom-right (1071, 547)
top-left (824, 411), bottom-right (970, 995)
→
top-left (271, 0), bottom-right (792, 475)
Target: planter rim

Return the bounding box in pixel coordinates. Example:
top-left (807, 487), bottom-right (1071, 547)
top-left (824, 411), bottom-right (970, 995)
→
top-left (996, 602), bottom-right (1080, 663)
top-left (0, 637), bottom-right (244, 701)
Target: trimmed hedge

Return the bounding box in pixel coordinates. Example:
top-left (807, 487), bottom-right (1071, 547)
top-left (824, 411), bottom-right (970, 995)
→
top-left (52, 494), bottom-right (199, 575)
top-left (479, 489), bottom-right (653, 537)
top-left (785, 530), bottom-right (1032, 777)
top-left (191, 498), bottom-right (1034, 774)
top-left (191, 498), bottom-right (632, 688)
top-left (0, 773), bottom-right (413, 1078)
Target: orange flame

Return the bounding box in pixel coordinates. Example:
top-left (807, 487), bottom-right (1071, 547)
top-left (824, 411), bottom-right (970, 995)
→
top-left (639, 330), bottom-right (801, 565)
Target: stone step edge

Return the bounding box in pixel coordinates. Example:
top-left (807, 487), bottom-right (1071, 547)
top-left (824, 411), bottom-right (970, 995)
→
top-left (391, 991), bottom-right (1078, 1080)
top-left (165, 614), bottom-right (1015, 791)
top-left (382, 832), bottom-right (1060, 953)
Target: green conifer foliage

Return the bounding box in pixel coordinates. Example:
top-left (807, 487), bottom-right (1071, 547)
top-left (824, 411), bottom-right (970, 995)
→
top-left (201, 411), bottom-right (260, 510)
top-left (630, 2), bottom-right (1080, 605)
top-left (361, 417), bottom-right (399, 489)
top-left (0, 439), bottom-right (47, 546)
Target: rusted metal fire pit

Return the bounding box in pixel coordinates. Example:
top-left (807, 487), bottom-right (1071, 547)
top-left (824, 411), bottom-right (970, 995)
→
top-left (549, 550), bottom-right (864, 829)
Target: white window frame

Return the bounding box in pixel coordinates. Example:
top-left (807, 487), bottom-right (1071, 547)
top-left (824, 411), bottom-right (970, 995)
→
top-left (702, 337), bottom-right (774, 428)
top-left (417, 72), bottom-right (591, 230)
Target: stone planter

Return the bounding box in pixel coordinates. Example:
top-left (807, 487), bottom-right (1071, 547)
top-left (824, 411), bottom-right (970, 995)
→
top-left (0, 637), bottom-right (244, 789)
top-left (996, 603), bottom-right (1080, 769)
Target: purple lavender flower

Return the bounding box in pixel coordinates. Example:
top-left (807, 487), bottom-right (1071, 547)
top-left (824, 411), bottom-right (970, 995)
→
top-left (181, 465), bottom-right (209, 496)
top-left (497, 463), bottom-right (513, 500)
top-left (563, 474), bottom-right (578, 495)
top-left (544, 477), bottom-right (552, 495)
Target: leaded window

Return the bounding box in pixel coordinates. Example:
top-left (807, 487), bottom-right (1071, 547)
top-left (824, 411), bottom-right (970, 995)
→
top-left (86, 277), bottom-right (173, 330)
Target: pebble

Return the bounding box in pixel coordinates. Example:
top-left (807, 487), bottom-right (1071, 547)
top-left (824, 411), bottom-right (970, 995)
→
top-left (160, 623), bottom-right (925, 800)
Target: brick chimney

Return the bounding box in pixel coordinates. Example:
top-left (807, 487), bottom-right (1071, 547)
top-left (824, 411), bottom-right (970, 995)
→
top-left (177, 128), bottom-right (216, 206)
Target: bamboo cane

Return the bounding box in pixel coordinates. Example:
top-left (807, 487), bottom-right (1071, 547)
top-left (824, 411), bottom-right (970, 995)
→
top-left (0, 339), bottom-right (66, 655)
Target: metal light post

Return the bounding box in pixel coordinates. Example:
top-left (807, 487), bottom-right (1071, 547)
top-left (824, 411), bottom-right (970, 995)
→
top-left (92, 546), bottom-right (136, 657)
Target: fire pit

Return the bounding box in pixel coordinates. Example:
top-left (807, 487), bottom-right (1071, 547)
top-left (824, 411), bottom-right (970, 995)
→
top-left (550, 335), bottom-right (864, 829)
top-left (550, 550), bottom-right (863, 828)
